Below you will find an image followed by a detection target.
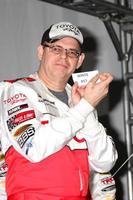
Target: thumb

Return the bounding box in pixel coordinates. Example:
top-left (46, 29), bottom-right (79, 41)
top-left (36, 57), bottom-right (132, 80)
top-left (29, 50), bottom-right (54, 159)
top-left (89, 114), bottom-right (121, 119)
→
top-left (72, 82), bottom-right (78, 95)
top-left (89, 74), bottom-right (100, 84)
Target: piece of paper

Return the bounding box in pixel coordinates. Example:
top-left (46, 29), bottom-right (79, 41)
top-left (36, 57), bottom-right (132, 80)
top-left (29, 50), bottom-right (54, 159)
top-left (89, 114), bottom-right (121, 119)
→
top-left (72, 70), bottom-right (99, 86)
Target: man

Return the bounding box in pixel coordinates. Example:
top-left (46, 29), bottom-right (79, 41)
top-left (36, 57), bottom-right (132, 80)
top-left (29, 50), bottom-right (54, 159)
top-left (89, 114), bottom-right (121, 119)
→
top-left (0, 21), bottom-right (117, 200)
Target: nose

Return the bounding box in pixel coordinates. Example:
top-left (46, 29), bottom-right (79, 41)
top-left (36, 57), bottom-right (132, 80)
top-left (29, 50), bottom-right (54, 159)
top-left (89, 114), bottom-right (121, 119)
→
top-left (60, 49), bottom-right (67, 59)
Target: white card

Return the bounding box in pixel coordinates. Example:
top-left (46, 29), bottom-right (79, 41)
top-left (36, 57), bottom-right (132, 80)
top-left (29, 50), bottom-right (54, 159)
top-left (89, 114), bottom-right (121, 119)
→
top-left (72, 70), bottom-right (99, 86)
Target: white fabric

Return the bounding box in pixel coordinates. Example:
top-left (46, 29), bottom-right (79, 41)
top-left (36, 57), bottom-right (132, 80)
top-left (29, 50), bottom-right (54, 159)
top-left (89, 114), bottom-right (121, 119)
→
top-left (0, 73), bottom-right (117, 166)
top-left (0, 72), bottom-right (118, 199)
top-left (90, 172), bottom-right (116, 200)
top-left (49, 21), bottom-right (83, 44)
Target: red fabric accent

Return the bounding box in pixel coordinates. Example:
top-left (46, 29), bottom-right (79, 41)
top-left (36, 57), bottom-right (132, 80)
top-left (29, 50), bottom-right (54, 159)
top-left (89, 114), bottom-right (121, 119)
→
top-left (5, 146), bottom-right (91, 199)
top-left (4, 77), bottom-right (35, 83)
top-left (73, 136), bottom-right (85, 143)
top-left (41, 120), bottom-right (49, 125)
top-left (8, 192), bottom-right (88, 200)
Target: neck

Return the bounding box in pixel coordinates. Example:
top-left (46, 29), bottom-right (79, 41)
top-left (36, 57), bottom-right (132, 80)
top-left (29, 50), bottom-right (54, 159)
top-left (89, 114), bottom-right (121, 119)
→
top-left (37, 69), bottom-right (67, 92)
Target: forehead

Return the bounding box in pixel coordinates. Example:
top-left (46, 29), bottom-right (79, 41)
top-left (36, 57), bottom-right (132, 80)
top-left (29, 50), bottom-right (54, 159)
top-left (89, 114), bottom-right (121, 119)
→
top-left (52, 37), bottom-right (81, 49)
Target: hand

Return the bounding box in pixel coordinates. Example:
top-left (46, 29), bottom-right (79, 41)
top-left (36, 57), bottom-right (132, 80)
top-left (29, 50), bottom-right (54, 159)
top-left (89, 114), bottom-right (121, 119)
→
top-left (71, 82), bottom-right (85, 105)
top-left (83, 72), bottom-right (113, 107)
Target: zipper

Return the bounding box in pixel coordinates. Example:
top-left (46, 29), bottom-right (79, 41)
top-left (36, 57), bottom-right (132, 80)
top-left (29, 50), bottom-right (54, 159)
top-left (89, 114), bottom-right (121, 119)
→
top-left (79, 169), bottom-right (83, 191)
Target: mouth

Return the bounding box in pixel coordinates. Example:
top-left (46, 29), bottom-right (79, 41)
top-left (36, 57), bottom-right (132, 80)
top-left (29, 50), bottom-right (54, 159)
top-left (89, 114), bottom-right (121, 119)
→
top-left (56, 63), bottom-right (69, 69)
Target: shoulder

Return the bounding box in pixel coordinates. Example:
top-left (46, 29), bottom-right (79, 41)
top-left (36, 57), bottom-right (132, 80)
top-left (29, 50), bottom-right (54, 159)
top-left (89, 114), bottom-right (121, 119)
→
top-left (0, 74), bottom-right (36, 87)
top-left (0, 74), bottom-right (37, 102)
top-left (0, 75), bottom-right (36, 86)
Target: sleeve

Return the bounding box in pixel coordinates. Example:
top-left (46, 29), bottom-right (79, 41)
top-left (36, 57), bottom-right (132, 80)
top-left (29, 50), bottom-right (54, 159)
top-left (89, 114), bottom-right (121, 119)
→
top-left (90, 171), bottom-right (116, 200)
top-left (81, 108), bottom-right (118, 172)
top-left (0, 82), bottom-right (94, 162)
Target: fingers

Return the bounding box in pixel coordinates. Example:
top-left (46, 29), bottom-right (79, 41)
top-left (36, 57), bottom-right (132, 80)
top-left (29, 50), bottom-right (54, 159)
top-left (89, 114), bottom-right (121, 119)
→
top-left (71, 82), bottom-right (84, 105)
top-left (72, 72), bottom-right (113, 107)
top-left (99, 72), bottom-right (113, 83)
top-left (89, 74), bottom-right (100, 84)
top-left (90, 72), bottom-right (113, 86)
top-left (72, 82), bottom-right (78, 95)
top-left (83, 72), bottom-right (113, 107)
top-left (97, 73), bottom-right (113, 95)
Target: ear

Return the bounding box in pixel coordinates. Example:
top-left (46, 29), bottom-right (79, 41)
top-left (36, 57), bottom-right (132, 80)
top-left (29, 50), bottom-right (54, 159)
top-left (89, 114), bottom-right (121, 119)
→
top-left (76, 53), bottom-right (85, 70)
top-left (37, 45), bottom-right (44, 61)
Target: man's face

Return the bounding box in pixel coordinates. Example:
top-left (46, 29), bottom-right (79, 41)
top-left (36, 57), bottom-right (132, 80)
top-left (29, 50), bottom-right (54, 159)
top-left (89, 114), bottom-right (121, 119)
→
top-left (38, 37), bottom-right (85, 83)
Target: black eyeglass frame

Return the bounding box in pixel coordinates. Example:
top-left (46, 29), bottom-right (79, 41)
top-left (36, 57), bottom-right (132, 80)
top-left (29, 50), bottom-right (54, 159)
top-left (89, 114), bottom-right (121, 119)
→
top-left (43, 42), bottom-right (82, 58)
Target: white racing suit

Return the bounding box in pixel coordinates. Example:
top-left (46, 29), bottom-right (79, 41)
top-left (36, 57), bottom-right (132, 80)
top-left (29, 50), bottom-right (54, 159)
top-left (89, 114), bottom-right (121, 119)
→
top-left (0, 72), bottom-right (118, 199)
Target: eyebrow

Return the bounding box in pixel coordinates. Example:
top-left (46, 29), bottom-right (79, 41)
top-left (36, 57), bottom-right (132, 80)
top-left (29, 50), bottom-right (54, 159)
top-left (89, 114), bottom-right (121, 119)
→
top-left (46, 42), bottom-right (81, 51)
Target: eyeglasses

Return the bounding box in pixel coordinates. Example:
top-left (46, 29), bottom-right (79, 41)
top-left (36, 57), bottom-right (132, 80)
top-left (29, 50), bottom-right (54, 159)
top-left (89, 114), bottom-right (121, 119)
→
top-left (43, 42), bottom-right (81, 58)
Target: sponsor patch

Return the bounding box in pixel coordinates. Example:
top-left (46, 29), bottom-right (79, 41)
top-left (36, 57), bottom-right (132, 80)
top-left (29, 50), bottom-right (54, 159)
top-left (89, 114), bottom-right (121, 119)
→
top-left (38, 97), bottom-right (59, 117)
top-left (14, 124), bottom-right (32, 137)
top-left (0, 162), bottom-right (8, 177)
top-left (3, 93), bottom-right (27, 105)
top-left (0, 152), bottom-right (7, 177)
top-left (7, 104), bottom-right (28, 116)
top-left (17, 126), bottom-right (35, 148)
top-left (7, 110), bottom-right (35, 131)
top-left (38, 97), bottom-right (55, 105)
